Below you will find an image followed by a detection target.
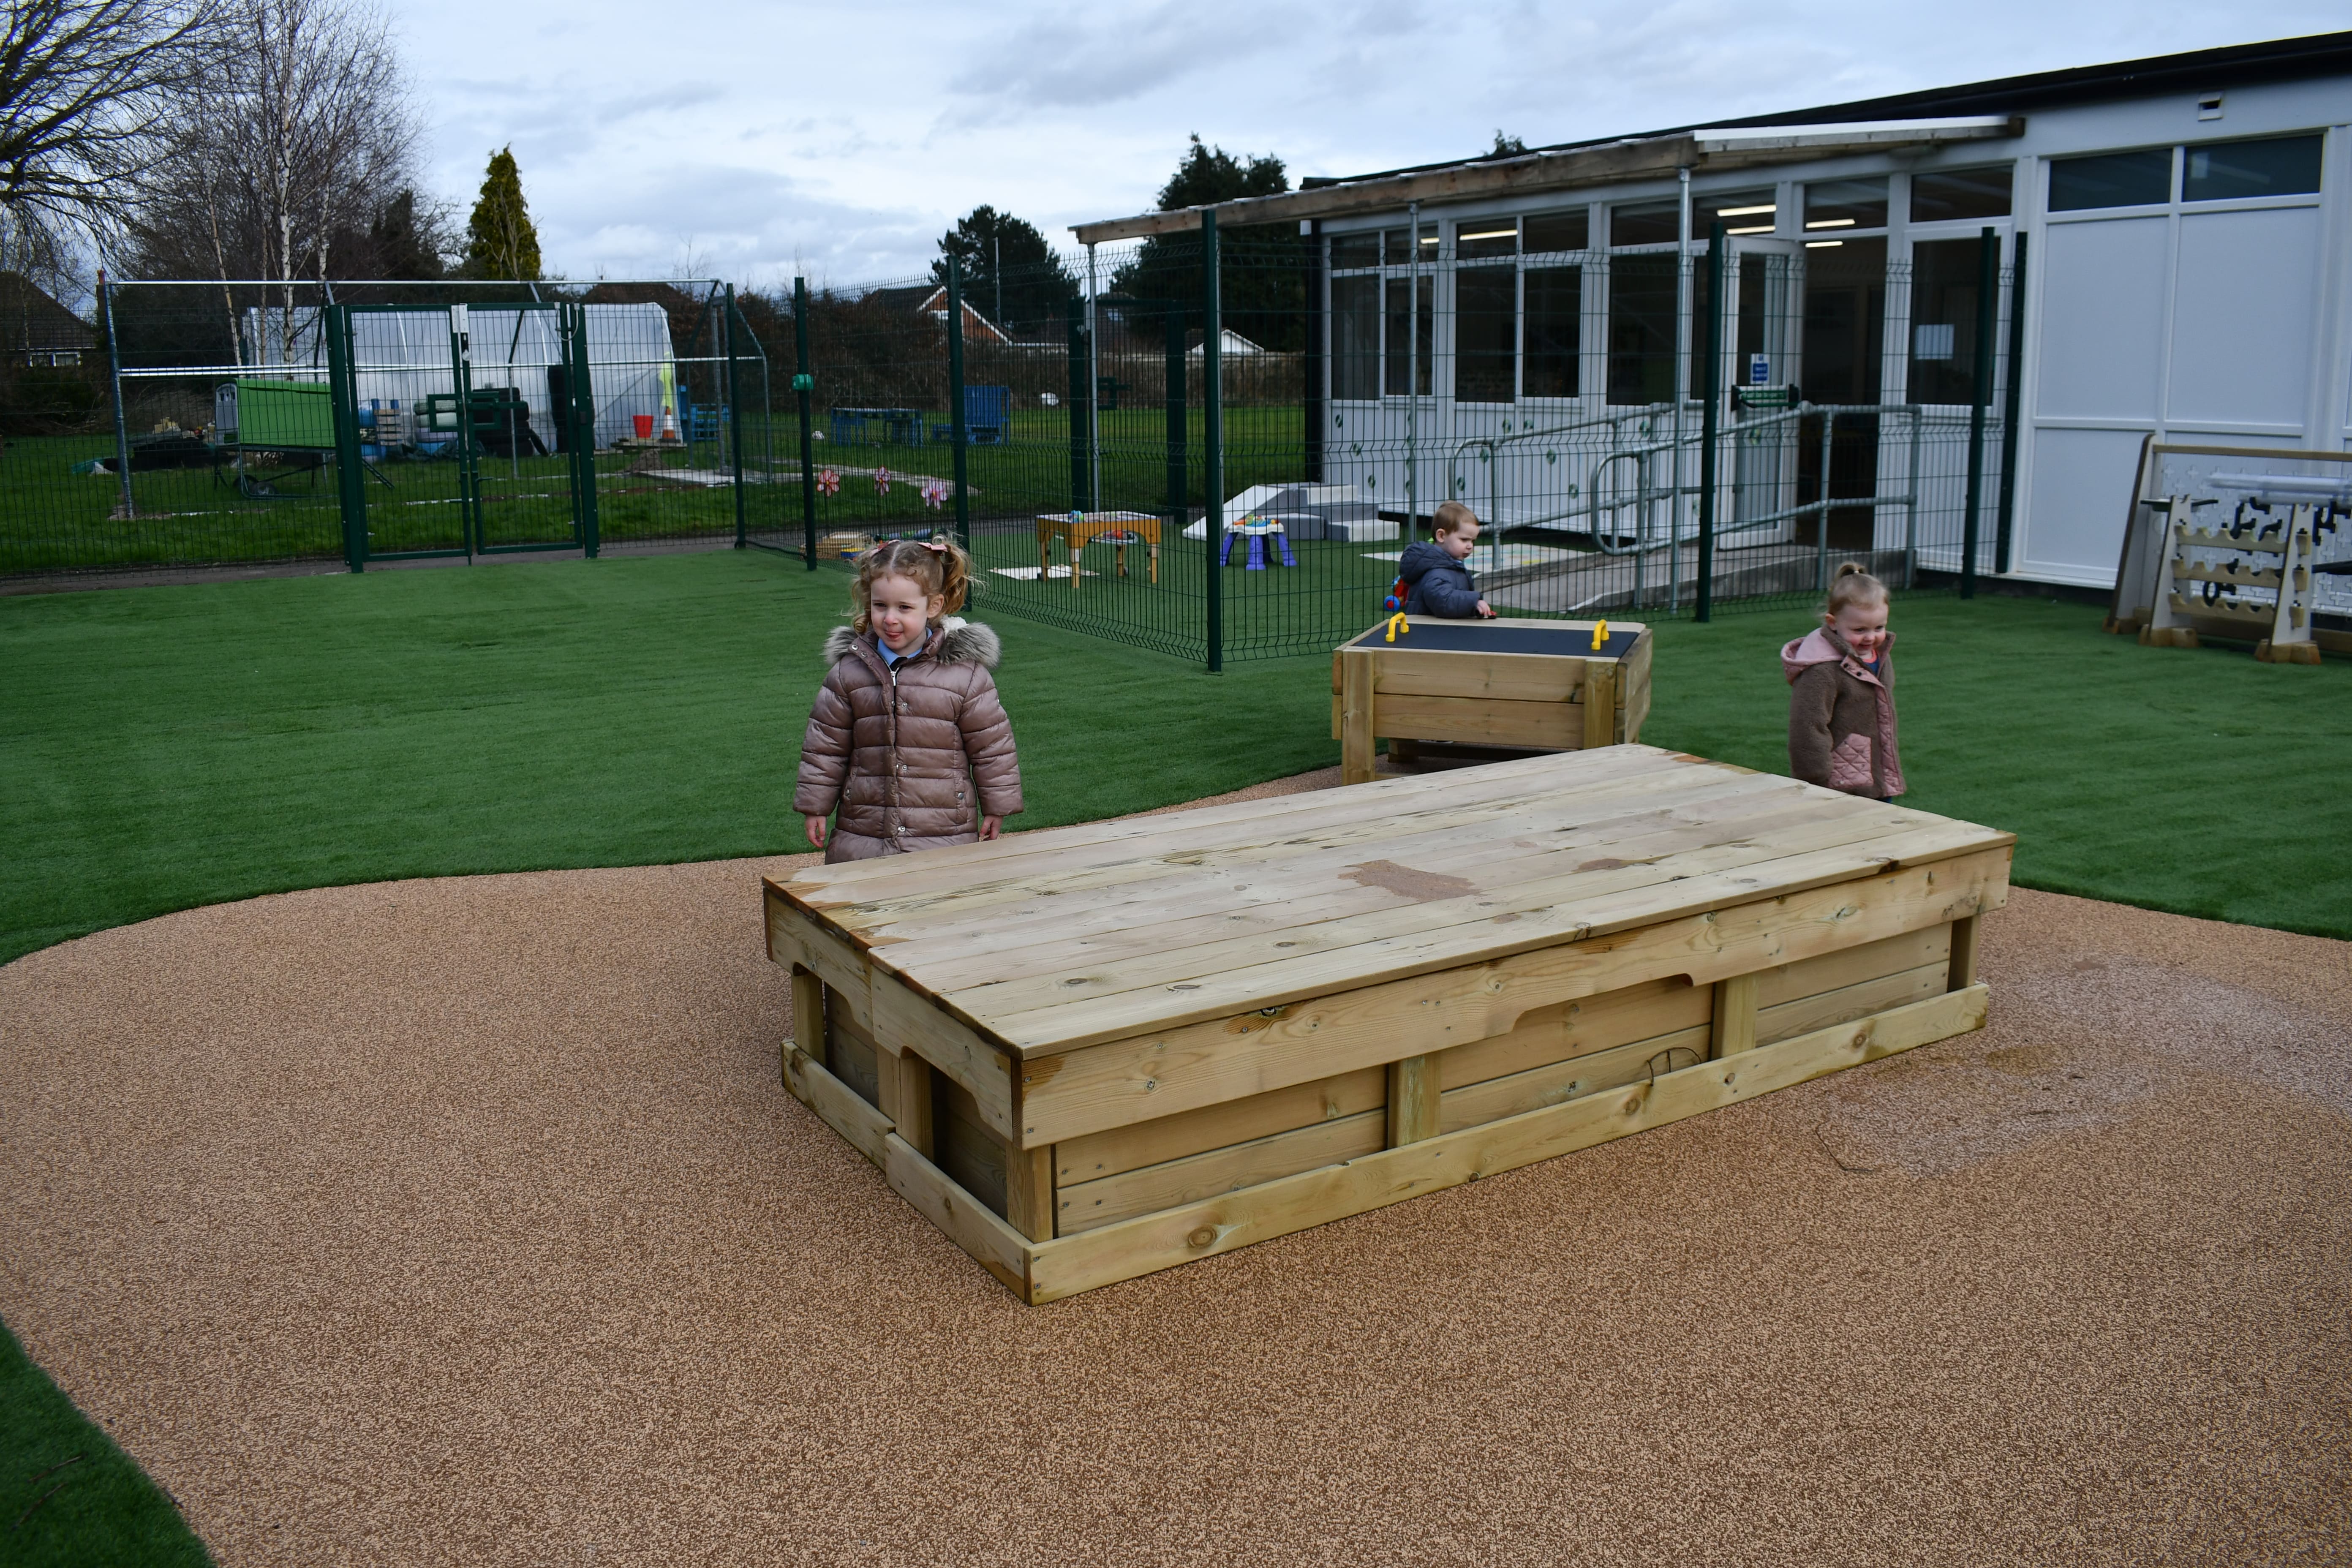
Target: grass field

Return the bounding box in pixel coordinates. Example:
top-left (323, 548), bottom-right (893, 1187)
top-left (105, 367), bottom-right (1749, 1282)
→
top-left (4, 550), bottom-right (2349, 1563)
top-left (0, 405), bottom-right (1316, 575)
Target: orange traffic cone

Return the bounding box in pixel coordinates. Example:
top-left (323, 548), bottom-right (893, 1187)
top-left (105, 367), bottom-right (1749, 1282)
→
top-left (659, 403), bottom-right (679, 441)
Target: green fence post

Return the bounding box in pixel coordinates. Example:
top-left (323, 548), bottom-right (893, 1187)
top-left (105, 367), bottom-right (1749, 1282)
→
top-left (1695, 223), bottom-right (1724, 623)
top-left (727, 284), bottom-right (748, 549)
top-left (1066, 304), bottom-right (1089, 510)
top-left (325, 304), bottom-right (368, 571)
top-left (98, 270), bottom-right (136, 523)
top-left (793, 276), bottom-right (818, 570)
top-left (569, 302), bottom-right (600, 559)
top-left (1202, 209), bottom-right (1224, 674)
top-left (1993, 231), bottom-right (2028, 576)
top-left (1961, 225), bottom-right (1997, 600)
top-left (946, 255), bottom-right (971, 550)
top-left (1165, 300), bottom-right (1187, 543)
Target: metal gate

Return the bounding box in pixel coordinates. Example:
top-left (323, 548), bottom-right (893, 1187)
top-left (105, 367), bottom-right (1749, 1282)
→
top-left (324, 301), bottom-right (599, 568)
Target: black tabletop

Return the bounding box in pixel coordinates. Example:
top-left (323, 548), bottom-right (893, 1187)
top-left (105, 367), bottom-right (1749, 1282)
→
top-left (1359, 622), bottom-right (1643, 659)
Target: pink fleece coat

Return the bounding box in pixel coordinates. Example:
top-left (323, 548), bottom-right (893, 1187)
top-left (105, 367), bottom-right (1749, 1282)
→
top-left (1782, 626), bottom-right (1905, 799)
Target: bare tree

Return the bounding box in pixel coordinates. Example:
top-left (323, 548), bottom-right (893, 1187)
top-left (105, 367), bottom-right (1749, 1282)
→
top-left (129, 0), bottom-right (422, 359)
top-left (0, 0), bottom-right (218, 219)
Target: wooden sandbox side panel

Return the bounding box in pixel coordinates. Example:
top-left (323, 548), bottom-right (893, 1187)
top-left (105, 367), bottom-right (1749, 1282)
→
top-left (933, 1073), bottom-right (1010, 1220)
top-left (825, 986), bottom-right (882, 1111)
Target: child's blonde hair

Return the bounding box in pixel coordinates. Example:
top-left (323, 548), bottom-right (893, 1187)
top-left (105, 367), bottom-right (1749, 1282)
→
top-left (1823, 561), bottom-right (1888, 620)
top-left (1433, 501), bottom-right (1480, 536)
top-left (852, 535), bottom-right (973, 635)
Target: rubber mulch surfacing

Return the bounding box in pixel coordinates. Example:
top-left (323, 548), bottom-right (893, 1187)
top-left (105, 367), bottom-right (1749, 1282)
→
top-left (4, 771), bottom-right (2350, 1565)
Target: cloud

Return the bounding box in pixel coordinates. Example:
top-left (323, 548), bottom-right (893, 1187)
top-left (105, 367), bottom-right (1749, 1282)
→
top-left (397, 0), bottom-right (2345, 285)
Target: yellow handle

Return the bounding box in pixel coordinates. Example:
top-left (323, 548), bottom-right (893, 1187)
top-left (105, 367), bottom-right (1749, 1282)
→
top-left (1384, 612), bottom-right (1410, 643)
top-left (1591, 618), bottom-right (1609, 651)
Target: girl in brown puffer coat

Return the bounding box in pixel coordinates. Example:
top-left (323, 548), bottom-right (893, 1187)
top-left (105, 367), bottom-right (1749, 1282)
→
top-left (1783, 562), bottom-right (1905, 800)
top-left (795, 537), bottom-right (1024, 862)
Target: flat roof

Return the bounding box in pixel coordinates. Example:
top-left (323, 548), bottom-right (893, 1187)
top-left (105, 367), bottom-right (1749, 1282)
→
top-left (1072, 29), bottom-right (2352, 244)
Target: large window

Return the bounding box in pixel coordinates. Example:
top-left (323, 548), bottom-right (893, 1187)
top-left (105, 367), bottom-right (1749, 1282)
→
top-left (1911, 167), bottom-right (2012, 223)
top-left (1524, 209), bottom-right (1588, 253)
top-left (2183, 134), bottom-right (2323, 201)
top-left (1455, 267), bottom-right (1516, 403)
top-left (1385, 275), bottom-right (1432, 396)
top-left (1331, 274), bottom-right (1379, 399)
top-left (1805, 178), bottom-right (1888, 232)
top-left (2048, 149), bottom-right (2172, 210)
top-left (1606, 255), bottom-right (1679, 405)
top-left (1456, 218), bottom-right (1518, 261)
top-left (1699, 188), bottom-right (1777, 234)
top-left (1329, 231), bottom-right (1380, 270)
top-left (1907, 237), bottom-right (1990, 404)
top-left (1524, 267), bottom-right (1580, 397)
top-left (1609, 200), bottom-right (1681, 247)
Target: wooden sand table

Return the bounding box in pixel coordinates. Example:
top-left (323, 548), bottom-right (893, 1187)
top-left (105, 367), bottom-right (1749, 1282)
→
top-left (765, 746), bottom-right (2012, 1303)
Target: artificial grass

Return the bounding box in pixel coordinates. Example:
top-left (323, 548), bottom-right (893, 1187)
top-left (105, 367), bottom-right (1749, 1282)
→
top-left (0, 1321), bottom-right (210, 1566)
top-left (0, 549), bottom-right (1343, 966)
top-left (6, 552), bottom-right (2351, 1557)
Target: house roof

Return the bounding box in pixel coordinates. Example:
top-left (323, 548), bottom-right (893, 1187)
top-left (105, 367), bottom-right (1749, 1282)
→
top-left (1072, 29), bottom-right (2352, 243)
top-left (0, 273), bottom-right (98, 353)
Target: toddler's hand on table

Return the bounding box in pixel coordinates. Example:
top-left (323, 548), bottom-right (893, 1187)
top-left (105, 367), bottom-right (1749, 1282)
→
top-left (1477, 600), bottom-right (1495, 618)
top-left (980, 815), bottom-right (1004, 841)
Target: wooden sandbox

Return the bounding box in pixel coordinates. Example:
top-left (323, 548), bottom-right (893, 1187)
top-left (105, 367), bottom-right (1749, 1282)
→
top-left (1332, 617), bottom-right (1653, 784)
top-left (765, 746), bottom-right (2011, 1304)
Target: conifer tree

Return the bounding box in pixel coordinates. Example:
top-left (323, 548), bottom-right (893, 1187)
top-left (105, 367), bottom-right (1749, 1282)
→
top-left (463, 146), bottom-right (541, 280)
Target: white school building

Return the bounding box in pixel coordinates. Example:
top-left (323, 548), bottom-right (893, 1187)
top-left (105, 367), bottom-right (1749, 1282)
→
top-left (1077, 31), bottom-right (2352, 596)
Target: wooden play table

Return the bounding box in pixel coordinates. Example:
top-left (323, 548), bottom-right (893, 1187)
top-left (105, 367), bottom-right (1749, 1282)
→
top-left (1036, 511), bottom-right (1160, 585)
top-left (764, 745), bottom-right (2011, 1304)
top-left (1333, 617), bottom-right (1652, 784)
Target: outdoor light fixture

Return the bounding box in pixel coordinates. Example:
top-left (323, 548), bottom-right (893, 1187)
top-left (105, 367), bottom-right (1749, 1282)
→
top-left (1805, 218), bottom-right (1857, 229)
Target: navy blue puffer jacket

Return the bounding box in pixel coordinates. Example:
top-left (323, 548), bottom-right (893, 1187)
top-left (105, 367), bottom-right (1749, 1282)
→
top-left (1399, 540), bottom-right (1481, 617)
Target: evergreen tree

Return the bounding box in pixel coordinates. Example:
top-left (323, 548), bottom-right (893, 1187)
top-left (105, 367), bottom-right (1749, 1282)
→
top-left (931, 206), bottom-right (1075, 336)
top-left (1489, 131), bottom-right (1529, 158)
top-left (368, 188), bottom-right (445, 279)
top-left (463, 147), bottom-right (541, 280)
top-left (1111, 135), bottom-right (1301, 352)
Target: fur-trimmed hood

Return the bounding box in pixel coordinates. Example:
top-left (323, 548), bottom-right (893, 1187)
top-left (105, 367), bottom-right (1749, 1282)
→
top-left (822, 616), bottom-right (1002, 670)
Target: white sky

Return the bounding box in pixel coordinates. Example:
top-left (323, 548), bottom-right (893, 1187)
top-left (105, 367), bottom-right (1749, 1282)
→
top-left (397, 0), bottom-right (2345, 290)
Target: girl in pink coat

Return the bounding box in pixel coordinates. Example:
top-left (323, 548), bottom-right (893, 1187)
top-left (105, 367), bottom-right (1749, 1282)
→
top-left (1783, 563), bottom-right (1905, 800)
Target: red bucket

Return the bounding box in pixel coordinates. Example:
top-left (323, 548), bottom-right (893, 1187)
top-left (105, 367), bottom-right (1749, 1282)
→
top-left (632, 414), bottom-right (654, 439)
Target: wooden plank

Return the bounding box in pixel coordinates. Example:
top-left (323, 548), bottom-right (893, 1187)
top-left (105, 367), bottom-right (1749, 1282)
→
top-left (1024, 984), bottom-right (1991, 1302)
top-left (1013, 846), bottom-right (2009, 1145)
top-left (887, 1051), bottom-right (936, 1158)
top-left (1710, 972), bottom-right (1759, 1058)
top-left (1582, 660), bottom-right (1617, 749)
top-left (884, 765), bottom-right (1788, 987)
top-left (866, 978), bottom-right (1017, 1142)
top-left (934, 1075), bottom-right (1009, 1217)
top-left (988, 815), bottom-right (2008, 1053)
top-left (1387, 1054), bottom-right (1442, 1145)
top-left (788, 964), bottom-right (826, 1082)
top-left (764, 889), bottom-right (876, 1034)
top-left (1056, 1067), bottom-right (1384, 1186)
top-left (949, 784), bottom-right (1907, 1021)
top-left (781, 1042), bottom-right (891, 1168)
top-left (1439, 1023), bottom-right (1712, 1132)
top-left (1948, 914), bottom-right (1979, 991)
top-left (786, 747), bottom-right (1695, 919)
top-left (825, 997), bottom-right (880, 1110)
top-left (1756, 961), bottom-right (1947, 1046)
top-left (1368, 692), bottom-right (1580, 749)
top-left (1364, 648), bottom-right (1590, 703)
top-left (1755, 925), bottom-right (1949, 1010)
top-left (1005, 1143), bottom-right (1056, 1242)
top-left (1056, 1111), bottom-right (1384, 1235)
top-left (1439, 976), bottom-right (1710, 1091)
top-left (882, 1133), bottom-right (1035, 1299)
top-left (1340, 647), bottom-right (1377, 785)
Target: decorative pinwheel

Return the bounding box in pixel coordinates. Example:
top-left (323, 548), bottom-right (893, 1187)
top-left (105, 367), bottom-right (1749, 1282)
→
top-left (921, 478), bottom-right (949, 510)
top-left (816, 468), bottom-right (839, 496)
top-left (874, 466), bottom-right (892, 496)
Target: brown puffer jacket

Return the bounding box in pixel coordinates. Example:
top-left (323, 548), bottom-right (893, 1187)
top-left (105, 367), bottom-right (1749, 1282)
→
top-left (794, 619), bottom-right (1023, 862)
top-left (1782, 626), bottom-right (1905, 800)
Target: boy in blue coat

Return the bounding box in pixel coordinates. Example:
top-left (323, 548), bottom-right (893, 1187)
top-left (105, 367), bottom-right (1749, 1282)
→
top-left (1398, 501), bottom-right (1496, 618)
